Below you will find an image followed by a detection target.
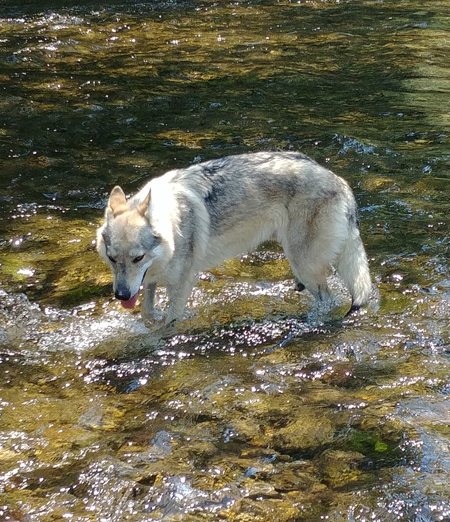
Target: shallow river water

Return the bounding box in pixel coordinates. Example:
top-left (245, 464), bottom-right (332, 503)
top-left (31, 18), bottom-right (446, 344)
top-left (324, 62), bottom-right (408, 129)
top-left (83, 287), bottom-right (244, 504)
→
top-left (2, 1), bottom-right (450, 521)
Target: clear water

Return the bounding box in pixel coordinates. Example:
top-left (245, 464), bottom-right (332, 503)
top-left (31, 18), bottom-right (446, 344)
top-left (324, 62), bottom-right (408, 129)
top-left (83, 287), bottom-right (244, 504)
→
top-left (1, 1), bottom-right (450, 520)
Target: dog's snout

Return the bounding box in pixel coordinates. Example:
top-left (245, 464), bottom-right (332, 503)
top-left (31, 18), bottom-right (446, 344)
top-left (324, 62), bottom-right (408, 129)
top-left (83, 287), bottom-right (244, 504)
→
top-left (115, 288), bottom-right (131, 301)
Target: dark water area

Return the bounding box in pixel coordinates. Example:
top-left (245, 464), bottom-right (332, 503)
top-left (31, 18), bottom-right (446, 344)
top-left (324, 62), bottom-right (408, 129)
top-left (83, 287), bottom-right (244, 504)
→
top-left (1, 1), bottom-right (450, 521)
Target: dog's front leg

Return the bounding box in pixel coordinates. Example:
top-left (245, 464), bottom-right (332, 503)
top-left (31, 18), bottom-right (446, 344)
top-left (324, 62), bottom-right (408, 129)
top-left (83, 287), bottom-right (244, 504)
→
top-left (142, 281), bottom-right (164, 321)
top-left (164, 276), bottom-right (196, 324)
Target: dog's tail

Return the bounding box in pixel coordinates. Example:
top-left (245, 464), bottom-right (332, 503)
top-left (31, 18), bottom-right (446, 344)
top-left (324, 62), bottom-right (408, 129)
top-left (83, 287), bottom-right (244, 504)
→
top-left (337, 207), bottom-right (372, 309)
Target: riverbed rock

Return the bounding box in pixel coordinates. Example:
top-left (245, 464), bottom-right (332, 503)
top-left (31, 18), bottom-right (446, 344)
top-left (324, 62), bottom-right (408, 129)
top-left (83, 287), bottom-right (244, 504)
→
top-left (316, 449), bottom-right (365, 489)
top-left (270, 413), bottom-right (335, 453)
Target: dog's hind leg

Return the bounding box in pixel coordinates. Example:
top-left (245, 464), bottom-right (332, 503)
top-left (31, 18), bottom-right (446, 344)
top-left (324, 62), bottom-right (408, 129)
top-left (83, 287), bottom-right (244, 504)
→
top-left (281, 223), bottom-right (334, 304)
top-left (284, 246), bottom-right (333, 303)
top-left (336, 230), bottom-right (371, 309)
top-left (293, 278), bottom-right (305, 292)
top-left (292, 267), bottom-right (332, 303)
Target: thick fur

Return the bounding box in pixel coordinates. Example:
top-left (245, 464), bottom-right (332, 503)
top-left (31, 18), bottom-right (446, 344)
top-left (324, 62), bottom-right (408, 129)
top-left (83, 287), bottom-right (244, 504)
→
top-left (97, 151), bottom-right (371, 324)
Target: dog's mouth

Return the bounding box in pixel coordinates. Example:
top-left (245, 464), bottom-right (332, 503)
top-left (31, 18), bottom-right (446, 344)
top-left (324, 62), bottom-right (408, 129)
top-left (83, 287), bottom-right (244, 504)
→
top-left (118, 268), bottom-right (150, 309)
top-left (120, 290), bottom-right (140, 309)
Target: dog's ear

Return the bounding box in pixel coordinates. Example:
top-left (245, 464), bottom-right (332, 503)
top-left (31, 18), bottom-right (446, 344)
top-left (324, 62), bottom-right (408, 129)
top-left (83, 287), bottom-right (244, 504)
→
top-left (108, 186), bottom-right (128, 216)
top-left (137, 188), bottom-right (151, 217)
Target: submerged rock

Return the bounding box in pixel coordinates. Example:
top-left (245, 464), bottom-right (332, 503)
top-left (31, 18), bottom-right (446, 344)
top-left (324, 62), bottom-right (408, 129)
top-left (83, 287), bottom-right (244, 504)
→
top-left (316, 449), bottom-right (365, 489)
top-left (271, 413), bottom-right (335, 453)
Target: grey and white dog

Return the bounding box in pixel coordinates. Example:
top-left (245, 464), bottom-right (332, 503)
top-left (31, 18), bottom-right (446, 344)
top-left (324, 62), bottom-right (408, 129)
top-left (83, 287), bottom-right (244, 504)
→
top-left (97, 151), bottom-right (371, 323)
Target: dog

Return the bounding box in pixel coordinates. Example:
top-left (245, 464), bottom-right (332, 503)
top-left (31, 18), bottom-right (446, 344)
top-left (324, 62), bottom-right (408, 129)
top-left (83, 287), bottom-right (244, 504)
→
top-left (97, 151), bottom-right (371, 324)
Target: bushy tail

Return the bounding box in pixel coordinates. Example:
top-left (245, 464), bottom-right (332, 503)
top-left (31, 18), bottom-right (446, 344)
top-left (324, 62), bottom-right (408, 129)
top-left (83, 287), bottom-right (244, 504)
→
top-left (337, 228), bottom-right (371, 308)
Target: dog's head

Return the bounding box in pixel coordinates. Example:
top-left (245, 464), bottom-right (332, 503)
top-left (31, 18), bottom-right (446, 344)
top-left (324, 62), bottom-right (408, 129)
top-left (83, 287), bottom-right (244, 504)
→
top-left (97, 186), bottom-right (161, 308)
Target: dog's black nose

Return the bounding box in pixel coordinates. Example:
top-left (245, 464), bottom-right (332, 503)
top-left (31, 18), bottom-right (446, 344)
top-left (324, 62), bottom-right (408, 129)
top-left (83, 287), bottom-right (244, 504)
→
top-left (115, 289), bottom-right (131, 301)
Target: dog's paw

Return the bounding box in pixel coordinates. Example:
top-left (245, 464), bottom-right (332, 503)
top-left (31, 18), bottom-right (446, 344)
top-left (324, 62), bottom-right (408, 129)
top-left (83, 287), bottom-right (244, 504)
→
top-left (141, 307), bottom-right (165, 322)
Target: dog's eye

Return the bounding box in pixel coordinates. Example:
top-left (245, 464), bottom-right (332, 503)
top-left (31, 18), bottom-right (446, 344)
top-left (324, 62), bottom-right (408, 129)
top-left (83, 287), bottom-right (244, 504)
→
top-left (132, 254), bottom-right (145, 264)
top-left (108, 255), bottom-right (117, 264)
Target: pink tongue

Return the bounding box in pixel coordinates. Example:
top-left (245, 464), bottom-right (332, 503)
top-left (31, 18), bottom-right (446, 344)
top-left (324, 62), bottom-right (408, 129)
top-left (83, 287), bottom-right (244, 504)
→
top-left (120, 291), bottom-right (139, 309)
